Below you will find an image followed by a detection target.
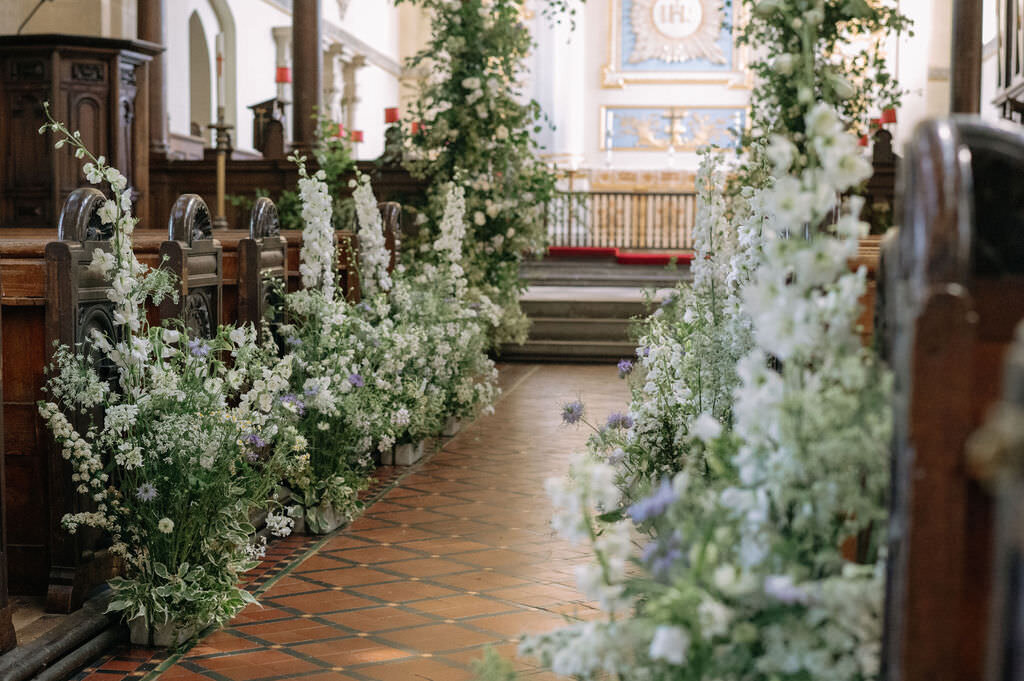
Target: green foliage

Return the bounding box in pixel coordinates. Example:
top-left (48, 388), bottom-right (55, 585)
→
top-left (396, 0), bottom-right (567, 345)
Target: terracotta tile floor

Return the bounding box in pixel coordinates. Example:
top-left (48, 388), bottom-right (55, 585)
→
top-left (75, 363), bottom-right (628, 681)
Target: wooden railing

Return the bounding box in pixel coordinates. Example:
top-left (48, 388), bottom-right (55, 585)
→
top-left (545, 191), bottom-right (698, 251)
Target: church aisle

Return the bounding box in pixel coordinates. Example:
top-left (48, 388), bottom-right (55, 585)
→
top-left (79, 363), bottom-right (629, 681)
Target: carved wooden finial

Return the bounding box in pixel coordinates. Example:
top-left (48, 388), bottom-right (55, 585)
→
top-left (168, 194), bottom-right (213, 245)
top-left (249, 196), bottom-right (280, 239)
top-left (57, 187), bottom-right (110, 242)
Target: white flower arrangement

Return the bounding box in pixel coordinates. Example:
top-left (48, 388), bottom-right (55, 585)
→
top-left (37, 110), bottom-right (301, 635)
top-left (511, 1), bottom-right (909, 679)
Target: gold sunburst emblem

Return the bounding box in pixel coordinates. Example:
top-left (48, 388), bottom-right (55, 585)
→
top-left (629, 0), bottom-right (727, 65)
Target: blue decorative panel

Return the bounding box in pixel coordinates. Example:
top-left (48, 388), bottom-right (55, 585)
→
top-left (620, 0), bottom-right (734, 72)
top-left (604, 107), bottom-right (745, 150)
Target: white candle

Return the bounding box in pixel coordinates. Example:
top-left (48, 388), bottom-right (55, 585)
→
top-left (216, 33), bottom-right (225, 110)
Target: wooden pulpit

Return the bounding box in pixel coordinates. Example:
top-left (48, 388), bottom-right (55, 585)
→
top-left (0, 34), bottom-right (160, 229)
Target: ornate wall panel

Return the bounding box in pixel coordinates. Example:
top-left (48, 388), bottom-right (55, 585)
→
top-left (604, 0), bottom-right (749, 87)
top-left (601, 105), bottom-right (745, 151)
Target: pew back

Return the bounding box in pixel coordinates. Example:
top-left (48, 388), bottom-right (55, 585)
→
top-left (880, 118), bottom-right (1024, 681)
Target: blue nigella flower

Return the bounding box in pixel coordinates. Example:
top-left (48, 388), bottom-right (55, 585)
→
top-left (605, 411), bottom-right (634, 430)
top-left (285, 336), bottom-right (303, 347)
top-left (357, 302), bottom-right (373, 314)
top-left (136, 482), bottom-right (158, 502)
top-left (561, 400), bottom-right (584, 425)
top-left (639, 346), bottom-right (651, 358)
top-left (627, 478), bottom-right (676, 524)
top-left (188, 338), bottom-right (211, 357)
top-left (303, 386), bottom-right (320, 397)
top-left (348, 373), bottom-right (365, 388)
top-left (617, 359), bottom-right (633, 378)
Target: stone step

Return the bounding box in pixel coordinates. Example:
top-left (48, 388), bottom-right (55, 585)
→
top-left (520, 298), bottom-right (650, 320)
top-left (521, 258), bottom-right (690, 289)
top-left (499, 339), bottom-right (637, 363)
top-left (528, 316), bottom-right (634, 341)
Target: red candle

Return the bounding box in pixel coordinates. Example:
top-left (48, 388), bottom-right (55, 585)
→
top-left (411, 121), bottom-right (422, 134)
top-left (351, 130), bottom-right (364, 143)
top-left (881, 107), bottom-right (897, 124)
top-left (858, 134), bottom-right (869, 147)
top-left (385, 107), bottom-right (400, 123)
top-left (275, 66), bottom-right (292, 84)
top-left (335, 123), bottom-right (345, 138)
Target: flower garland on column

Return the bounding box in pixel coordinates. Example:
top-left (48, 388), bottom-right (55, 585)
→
top-left (396, 0), bottom-right (565, 346)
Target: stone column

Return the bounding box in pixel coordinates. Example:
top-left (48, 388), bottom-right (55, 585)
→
top-left (292, 0), bottom-right (322, 151)
top-left (950, 0), bottom-right (982, 113)
top-left (342, 54), bottom-right (366, 137)
top-left (137, 0), bottom-right (168, 156)
top-left (324, 44), bottom-right (346, 124)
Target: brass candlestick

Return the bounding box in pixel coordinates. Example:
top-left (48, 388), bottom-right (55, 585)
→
top-left (208, 106), bottom-right (233, 229)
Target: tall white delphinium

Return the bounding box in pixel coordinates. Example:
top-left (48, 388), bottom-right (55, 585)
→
top-left (292, 153), bottom-right (337, 302)
top-left (352, 174), bottom-right (393, 298)
top-left (433, 182), bottom-right (468, 299)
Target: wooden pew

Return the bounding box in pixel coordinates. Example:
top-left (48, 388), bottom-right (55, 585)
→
top-left (968, 322), bottom-right (1024, 680)
top-left (879, 118), bottom-right (1024, 681)
top-left (160, 194), bottom-right (223, 338)
top-left (0, 281), bottom-right (12, 654)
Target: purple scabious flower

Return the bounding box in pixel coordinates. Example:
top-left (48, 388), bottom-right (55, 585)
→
top-left (561, 400), bottom-right (584, 425)
top-left (605, 411), bottom-right (634, 430)
top-left (356, 302), bottom-right (373, 314)
top-left (639, 346), bottom-right (651, 358)
top-left (348, 373), bottom-right (365, 388)
top-left (617, 359), bottom-right (633, 378)
top-left (627, 478), bottom-right (676, 524)
top-left (188, 338), bottom-right (211, 357)
top-left (303, 386), bottom-right (320, 397)
top-left (285, 336), bottom-right (303, 347)
top-left (244, 433), bottom-right (268, 448)
top-left (136, 482), bottom-right (158, 502)
top-left (279, 394), bottom-right (306, 416)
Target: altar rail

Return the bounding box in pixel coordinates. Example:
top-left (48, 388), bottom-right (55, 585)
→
top-left (545, 190), bottom-right (699, 251)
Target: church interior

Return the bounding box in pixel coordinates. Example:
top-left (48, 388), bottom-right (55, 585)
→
top-left (0, 0), bottom-right (1021, 680)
